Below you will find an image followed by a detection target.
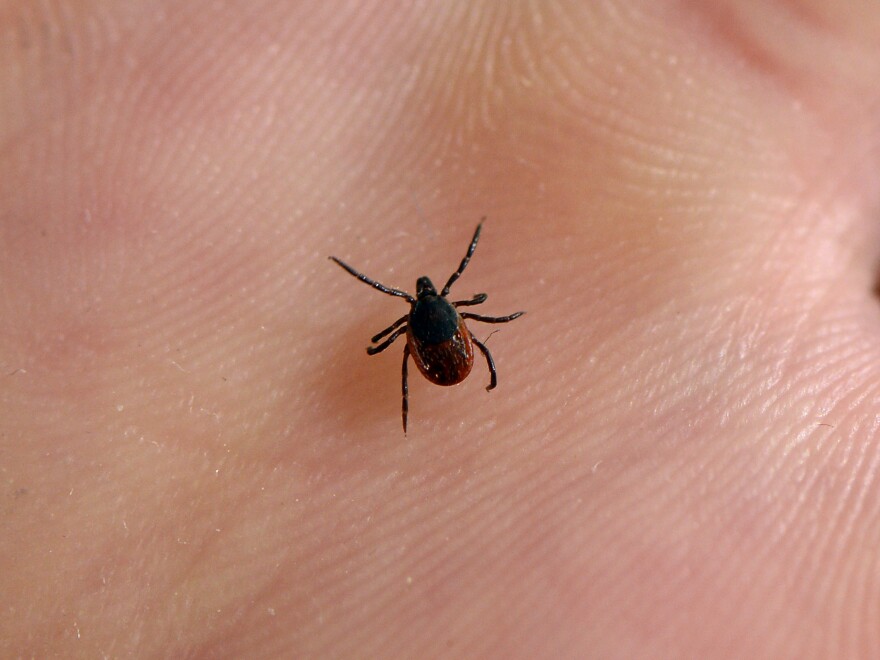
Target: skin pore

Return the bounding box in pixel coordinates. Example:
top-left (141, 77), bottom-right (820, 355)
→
top-left (2, 1), bottom-right (880, 656)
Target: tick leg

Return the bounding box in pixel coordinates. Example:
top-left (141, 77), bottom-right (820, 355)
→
top-left (452, 293), bottom-right (487, 307)
top-left (371, 314), bottom-right (408, 343)
top-left (472, 336), bottom-right (497, 391)
top-left (329, 256), bottom-right (415, 303)
top-left (402, 343), bottom-right (410, 433)
top-left (367, 325), bottom-right (408, 355)
top-left (441, 220), bottom-right (485, 296)
top-left (460, 311), bottom-right (525, 324)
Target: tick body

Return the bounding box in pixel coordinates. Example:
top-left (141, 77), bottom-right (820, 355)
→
top-left (330, 221), bottom-right (524, 432)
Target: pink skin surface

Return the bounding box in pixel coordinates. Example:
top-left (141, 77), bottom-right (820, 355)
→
top-left (2, 1), bottom-right (880, 657)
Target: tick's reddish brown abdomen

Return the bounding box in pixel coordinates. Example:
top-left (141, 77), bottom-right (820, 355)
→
top-left (407, 317), bottom-right (475, 386)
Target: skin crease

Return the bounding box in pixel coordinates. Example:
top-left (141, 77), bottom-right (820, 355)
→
top-left (2, 0), bottom-right (880, 657)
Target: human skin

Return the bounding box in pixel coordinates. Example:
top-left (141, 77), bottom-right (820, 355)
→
top-left (2, 0), bottom-right (880, 657)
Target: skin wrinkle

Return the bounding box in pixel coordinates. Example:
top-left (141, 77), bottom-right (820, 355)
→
top-left (3, 0), bottom-right (880, 657)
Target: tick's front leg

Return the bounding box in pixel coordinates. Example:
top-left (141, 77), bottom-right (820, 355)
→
top-left (452, 293), bottom-right (488, 307)
top-left (461, 311), bottom-right (525, 324)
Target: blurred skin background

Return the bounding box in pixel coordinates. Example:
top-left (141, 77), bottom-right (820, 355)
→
top-left (2, 1), bottom-right (880, 656)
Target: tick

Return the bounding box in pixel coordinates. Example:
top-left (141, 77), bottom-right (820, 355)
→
top-left (330, 221), bottom-right (525, 433)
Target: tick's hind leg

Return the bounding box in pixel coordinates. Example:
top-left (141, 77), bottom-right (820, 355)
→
top-left (472, 336), bottom-right (497, 391)
top-left (402, 344), bottom-right (410, 433)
